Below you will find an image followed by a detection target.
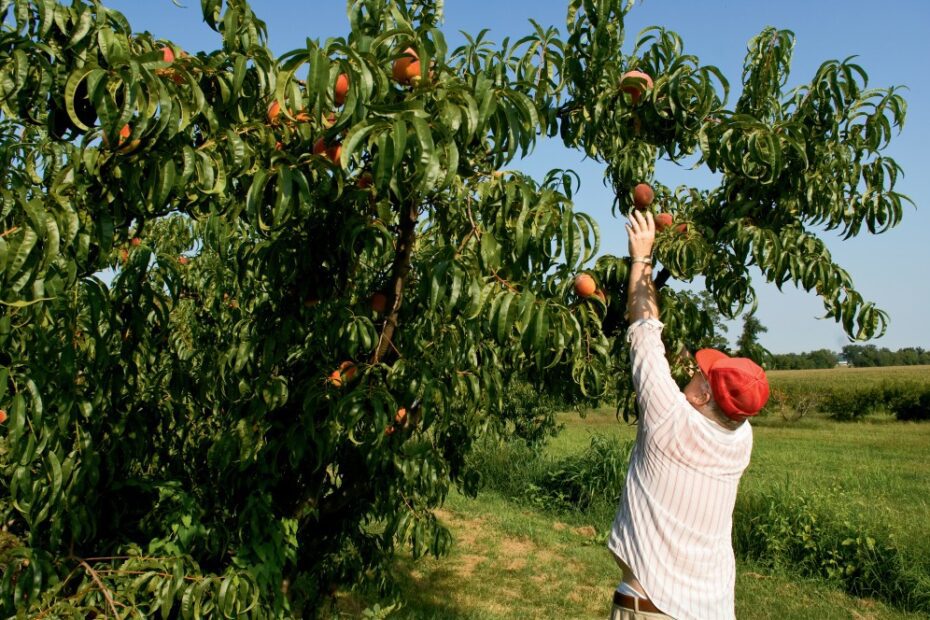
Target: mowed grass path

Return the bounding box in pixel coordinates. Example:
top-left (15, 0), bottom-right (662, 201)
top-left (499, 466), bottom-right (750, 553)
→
top-left (339, 489), bottom-right (925, 619)
top-left (337, 366), bottom-right (930, 619)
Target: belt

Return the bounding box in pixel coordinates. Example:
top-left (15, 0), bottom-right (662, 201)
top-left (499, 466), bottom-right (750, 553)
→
top-left (613, 589), bottom-right (664, 614)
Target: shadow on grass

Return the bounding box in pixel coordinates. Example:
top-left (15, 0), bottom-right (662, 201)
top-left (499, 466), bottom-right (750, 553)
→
top-left (333, 560), bottom-right (502, 620)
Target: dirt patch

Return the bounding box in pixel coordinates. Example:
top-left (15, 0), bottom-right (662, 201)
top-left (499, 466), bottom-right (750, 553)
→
top-left (533, 546), bottom-right (562, 566)
top-left (436, 508), bottom-right (487, 549)
top-left (505, 557), bottom-right (527, 571)
top-left (572, 525), bottom-right (597, 538)
top-left (499, 536), bottom-right (534, 558)
top-left (530, 573), bottom-right (550, 585)
top-left (567, 584), bottom-right (602, 604)
top-left (457, 553), bottom-right (486, 578)
top-left (553, 521), bottom-right (568, 531)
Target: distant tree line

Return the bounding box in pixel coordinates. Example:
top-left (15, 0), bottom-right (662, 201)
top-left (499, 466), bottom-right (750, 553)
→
top-left (840, 345), bottom-right (930, 368)
top-left (771, 349), bottom-right (839, 369)
top-left (769, 345), bottom-right (930, 369)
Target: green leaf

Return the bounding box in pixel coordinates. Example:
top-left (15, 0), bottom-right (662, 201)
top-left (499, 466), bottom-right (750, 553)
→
top-left (6, 226), bottom-right (37, 278)
top-left (480, 233), bottom-right (501, 271)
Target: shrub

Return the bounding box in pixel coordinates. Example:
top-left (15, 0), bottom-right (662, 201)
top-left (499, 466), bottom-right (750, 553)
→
top-left (762, 387), bottom-right (822, 421)
top-left (528, 435), bottom-right (633, 515)
top-left (734, 487), bottom-right (930, 613)
top-left (886, 384), bottom-right (930, 421)
top-left (466, 438), bottom-right (545, 500)
top-left (819, 387), bottom-right (884, 420)
top-left (467, 434), bottom-right (634, 520)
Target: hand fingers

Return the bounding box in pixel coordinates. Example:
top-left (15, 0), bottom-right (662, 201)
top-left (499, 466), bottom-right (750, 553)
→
top-left (629, 209), bottom-right (655, 233)
top-left (627, 214), bottom-right (639, 234)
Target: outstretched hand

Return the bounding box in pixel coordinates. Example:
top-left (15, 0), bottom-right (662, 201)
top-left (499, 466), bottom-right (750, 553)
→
top-left (625, 210), bottom-right (655, 259)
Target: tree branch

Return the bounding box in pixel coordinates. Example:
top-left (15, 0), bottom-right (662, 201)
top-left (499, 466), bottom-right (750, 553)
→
top-left (372, 201), bottom-right (418, 364)
top-left (71, 557), bottom-right (121, 618)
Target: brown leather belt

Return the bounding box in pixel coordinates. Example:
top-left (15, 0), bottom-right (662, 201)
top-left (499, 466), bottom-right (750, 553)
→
top-left (613, 589), bottom-right (664, 614)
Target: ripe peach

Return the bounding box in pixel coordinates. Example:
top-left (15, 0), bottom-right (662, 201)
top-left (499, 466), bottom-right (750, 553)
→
top-left (594, 289), bottom-right (606, 303)
top-left (395, 407), bottom-right (407, 424)
top-left (313, 138), bottom-right (342, 164)
top-left (392, 48), bottom-right (419, 85)
top-left (405, 60), bottom-right (422, 84)
top-left (370, 291), bottom-right (388, 313)
top-left (330, 361), bottom-right (357, 387)
top-left (357, 172), bottom-right (373, 189)
top-left (178, 255), bottom-right (189, 265)
top-left (655, 213), bottom-right (674, 232)
top-left (385, 425), bottom-right (396, 436)
top-left (103, 123), bottom-right (132, 149)
top-left (574, 273), bottom-right (597, 297)
top-left (119, 248), bottom-right (129, 263)
top-left (131, 237), bottom-right (142, 247)
top-left (267, 100), bottom-right (281, 124)
top-left (157, 47), bottom-right (185, 83)
top-left (675, 223), bottom-right (688, 234)
top-left (116, 126), bottom-right (142, 153)
top-left (334, 73), bottom-right (349, 106)
top-left (620, 70), bottom-right (654, 105)
top-left (0, 409), bottom-right (6, 424)
top-left (633, 183), bottom-right (654, 210)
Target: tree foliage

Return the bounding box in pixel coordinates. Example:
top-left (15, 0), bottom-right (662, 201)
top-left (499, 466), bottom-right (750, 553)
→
top-left (771, 348), bottom-right (838, 370)
top-left (736, 312), bottom-right (769, 363)
top-left (0, 0), bottom-right (909, 615)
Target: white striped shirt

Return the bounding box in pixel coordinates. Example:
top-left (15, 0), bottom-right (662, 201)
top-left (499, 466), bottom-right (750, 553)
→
top-left (608, 319), bottom-right (753, 620)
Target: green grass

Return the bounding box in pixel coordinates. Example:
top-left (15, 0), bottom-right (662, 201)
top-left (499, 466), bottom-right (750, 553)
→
top-left (548, 406), bottom-right (930, 560)
top-left (334, 486), bottom-right (926, 619)
top-left (745, 419), bottom-right (930, 556)
top-left (334, 366), bottom-right (930, 618)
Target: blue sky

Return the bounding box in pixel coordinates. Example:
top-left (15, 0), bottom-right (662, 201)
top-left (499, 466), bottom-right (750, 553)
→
top-left (105, 0), bottom-right (929, 354)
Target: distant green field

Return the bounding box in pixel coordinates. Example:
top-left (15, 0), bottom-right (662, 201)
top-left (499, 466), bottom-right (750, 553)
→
top-left (767, 364), bottom-right (930, 389)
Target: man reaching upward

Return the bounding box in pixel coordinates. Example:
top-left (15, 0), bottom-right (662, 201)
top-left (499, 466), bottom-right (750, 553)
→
top-left (608, 210), bottom-right (770, 620)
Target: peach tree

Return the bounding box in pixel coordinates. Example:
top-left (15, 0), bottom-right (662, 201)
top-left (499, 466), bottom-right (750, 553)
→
top-left (0, 0), bottom-right (907, 616)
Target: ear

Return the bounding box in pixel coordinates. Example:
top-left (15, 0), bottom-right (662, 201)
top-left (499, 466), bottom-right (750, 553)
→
top-left (693, 387), bottom-right (712, 407)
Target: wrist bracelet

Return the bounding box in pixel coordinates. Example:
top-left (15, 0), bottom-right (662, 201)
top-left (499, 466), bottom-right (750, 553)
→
top-left (631, 256), bottom-right (652, 265)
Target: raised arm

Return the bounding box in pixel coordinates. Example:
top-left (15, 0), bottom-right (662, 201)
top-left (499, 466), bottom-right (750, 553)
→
top-left (624, 210), bottom-right (684, 427)
top-left (626, 211), bottom-right (658, 322)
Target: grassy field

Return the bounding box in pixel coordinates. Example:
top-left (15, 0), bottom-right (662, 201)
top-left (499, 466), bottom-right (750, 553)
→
top-left (335, 366), bottom-right (930, 619)
top-left (766, 365), bottom-right (930, 389)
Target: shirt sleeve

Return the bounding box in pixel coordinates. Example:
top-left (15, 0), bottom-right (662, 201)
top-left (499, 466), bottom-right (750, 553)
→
top-left (626, 318), bottom-right (684, 429)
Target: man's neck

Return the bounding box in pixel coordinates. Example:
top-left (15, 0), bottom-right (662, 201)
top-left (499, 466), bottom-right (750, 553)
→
top-left (698, 405), bottom-right (746, 431)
